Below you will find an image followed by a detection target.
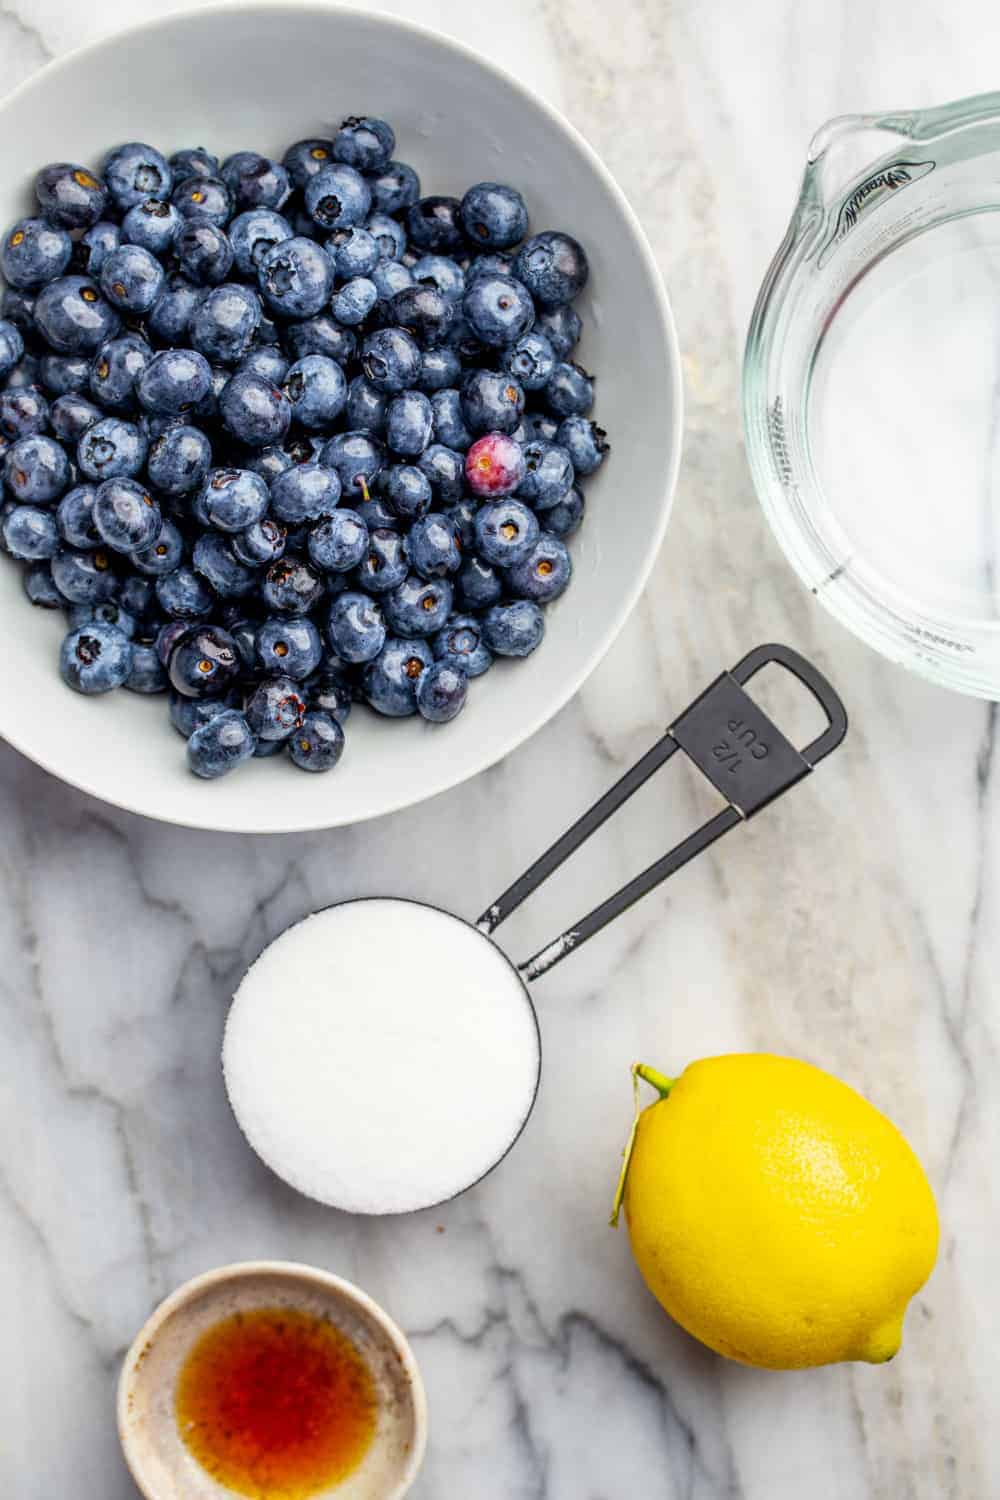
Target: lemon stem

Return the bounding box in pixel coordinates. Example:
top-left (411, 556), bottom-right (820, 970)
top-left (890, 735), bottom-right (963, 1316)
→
top-left (634, 1063), bottom-right (676, 1098)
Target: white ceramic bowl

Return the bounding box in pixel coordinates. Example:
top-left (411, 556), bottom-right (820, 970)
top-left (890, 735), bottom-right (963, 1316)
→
top-left (118, 1260), bottom-right (427, 1500)
top-left (0, 3), bottom-right (681, 832)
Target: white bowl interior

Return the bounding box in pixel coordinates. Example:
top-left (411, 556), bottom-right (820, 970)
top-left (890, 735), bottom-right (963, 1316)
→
top-left (118, 1261), bottom-right (427, 1500)
top-left (0, 3), bottom-right (680, 831)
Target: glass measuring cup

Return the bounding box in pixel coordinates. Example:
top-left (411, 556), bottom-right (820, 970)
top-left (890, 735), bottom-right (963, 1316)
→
top-left (744, 92), bottom-right (1000, 698)
top-left (224, 645), bottom-right (847, 1216)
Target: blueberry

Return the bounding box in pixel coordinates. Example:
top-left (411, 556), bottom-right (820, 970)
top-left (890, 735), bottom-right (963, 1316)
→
top-left (516, 438), bottom-right (575, 509)
top-left (284, 313), bottom-right (356, 366)
top-left (407, 512), bottom-right (461, 579)
top-left (390, 284), bottom-right (455, 347)
top-left (121, 197), bottom-right (183, 255)
top-left (219, 370), bottom-right (292, 447)
top-left (369, 258), bottom-right (414, 316)
top-left (459, 182), bottom-right (529, 250)
top-left (34, 276), bottom-right (119, 354)
top-left (1, 288), bottom-right (37, 337)
top-left (174, 221), bottom-right (234, 286)
top-left (281, 354), bottom-right (347, 431)
top-left (332, 277), bottom-right (377, 326)
top-left (90, 332), bottom-right (150, 411)
top-left (355, 527), bottom-right (408, 594)
top-left (287, 709), bottom-right (345, 771)
top-left (56, 483), bottom-right (99, 548)
top-left (385, 574), bottom-right (452, 636)
top-left (543, 485), bottom-right (585, 538)
top-left (122, 641), bottom-right (167, 694)
top-left (430, 388), bottom-right (472, 449)
top-left (386, 389), bottom-right (433, 457)
top-left (433, 613), bottom-right (492, 678)
top-left (368, 161), bottom-right (421, 216)
top-left (352, 489), bottom-right (397, 531)
top-left (345, 374), bottom-right (388, 434)
top-left (119, 574), bottom-right (158, 620)
top-left (308, 509), bottom-right (368, 573)
top-left (418, 347), bottom-right (462, 393)
top-left (319, 429), bottom-right (383, 500)
top-left (245, 674), bottom-right (307, 739)
top-left (516, 232), bottom-right (588, 309)
top-left (24, 560), bottom-right (62, 608)
top-left (131, 516), bottom-right (184, 576)
top-left (233, 516), bottom-right (287, 566)
top-left (0, 385), bottom-right (49, 439)
top-left (170, 147), bottom-right (220, 182)
top-left (455, 554), bottom-right (502, 611)
top-left (147, 424), bottom-right (212, 495)
top-left (192, 532), bottom-right (260, 597)
top-left (307, 666), bottom-right (353, 722)
top-left (68, 599), bottom-right (137, 638)
top-left (60, 620), bottom-right (133, 693)
top-left (157, 619), bottom-right (195, 667)
top-left (519, 410), bottom-right (561, 445)
top-left (416, 660), bottom-right (468, 722)
top-left (6, 433), bottom-right (71, 501)
top-left (169, 689), bottom-right (238, 737)
top-left (545, 361), bottom-right (594, 418)
top-left (444, 497), bottom-right (477, 549)
top-left (261, 553), bottom-right (324, 614)
top-left (556, 415), bottom-right (608, 475)
top-left (361, 326), bottom-right (421, 394)
top-left (257, 236), bottom-right (334, 320)
top-left (93, 477), bottom-right (161, 553)
top-left (187, 710), bottom-right (256, 778)
top-left (406, 197), bottom-right (464, 254)
top-left (255, 614), bottom-right (323, 679)
top-left (168, 623), bottom-right (240, 698)
top-left (366, 212), bottom-right (407, 261)
top-left (362, 635), bottom-right (433, 716)
top-left (148, 275), bottom-right (205, 345)
top-left (51, 545), bottom-right (118, 603)
top-left (483, 599), bottom-right (545, 657)
top-left (302, 163), bottom-right (371, 233)
top-left (197, 467), bottom-right (268, 533)
top-left (3, 357), bottom-right (41, 393)
top-left (0, 320), bottom-right (24, 381)
top-left (227, 209), bottom-right (291, 281)
top-left (464, 432), bottom-right (527, 498)
top-left (467, 252), bottom-right (515, 282)
top-left (283, 139), bottom-right (334, 189)
top-left (103, 142), bottom-right (173, 209)
top-left (463, 272), bottom-right (534, 348)
top-left (506, 534), bottom-right (572, 602)
top-left (189, 283), bottom-right (261, 365)
top-left (35, 162), bottom-right (107, 230)
top-left (2, 502), bottom-right (58, 559)
top-left (156, 565), bottom-right (214, 620)
top-left (239, 346), bottom-right (289, 384)
top-left (270, 463), bottom-right (342, 524)
top-left (246, 444), bottom-right (293, 485)
top-left (383, 463), bottom-right (432, 522)
top-left (171, 175), bottom-right (233, 225)
top-left (460, 369), bottom-right (525, 435)
top-left (474, 498), bottom-right (539, 566)
top-left (333, 116), bottom-right (395, 172)
top-left (221, 151), bottom-right (291, 212)
top-left (79, 222), bottom-right (121, 278)
top-left (501, 330), bottom-right (556, 391)
top-left (0, 218), bottom-right (72, 288)
top-left (329, 226), bottom-right (380, 279)
top-left (76, 418), bottom-right (145, 483)
top-left (417, 442), bottom-right (465, 504)
top-left (412, 254), bottom-right (466, 304)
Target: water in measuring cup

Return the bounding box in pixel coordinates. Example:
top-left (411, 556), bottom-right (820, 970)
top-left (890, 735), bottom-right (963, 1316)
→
top-left (809, 212), bottom-right (1000, 627)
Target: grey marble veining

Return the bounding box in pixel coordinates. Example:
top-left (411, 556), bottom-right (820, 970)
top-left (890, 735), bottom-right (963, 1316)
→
top-left (0, 1), bottom-right (997, 1497)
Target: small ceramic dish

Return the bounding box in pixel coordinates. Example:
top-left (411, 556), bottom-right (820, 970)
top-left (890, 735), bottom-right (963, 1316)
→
top-left (118, 1260), bottom-right (427, 1500)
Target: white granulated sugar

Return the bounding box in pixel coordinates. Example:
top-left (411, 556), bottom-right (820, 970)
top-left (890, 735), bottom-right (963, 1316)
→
top-left (223, 899), bottom-right (541, 1215)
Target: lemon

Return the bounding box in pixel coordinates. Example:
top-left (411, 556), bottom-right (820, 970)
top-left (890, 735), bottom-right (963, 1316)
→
top-left (617, 1054), bottom-right (938, 1369)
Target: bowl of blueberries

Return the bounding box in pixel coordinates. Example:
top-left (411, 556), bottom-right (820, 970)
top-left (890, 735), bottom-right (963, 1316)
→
top-left (0, 2), bottom-right (682, 832)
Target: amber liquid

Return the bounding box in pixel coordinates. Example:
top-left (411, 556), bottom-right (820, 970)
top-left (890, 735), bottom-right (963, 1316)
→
top-left (175, 1306), bottom-right (377, 1499)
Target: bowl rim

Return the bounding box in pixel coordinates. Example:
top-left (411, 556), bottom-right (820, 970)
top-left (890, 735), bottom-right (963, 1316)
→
top-left (116, 1257), bottom-right (429, 1500)
top-left (0, 0), bottom-right (683, 833)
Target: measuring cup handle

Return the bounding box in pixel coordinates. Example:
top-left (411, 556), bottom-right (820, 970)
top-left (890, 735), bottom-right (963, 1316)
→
top-left (477, 643), bottom-right (848, 980)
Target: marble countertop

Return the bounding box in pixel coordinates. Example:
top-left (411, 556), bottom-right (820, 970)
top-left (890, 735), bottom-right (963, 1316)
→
top-left (2, 2), bottom-right (996, 1496)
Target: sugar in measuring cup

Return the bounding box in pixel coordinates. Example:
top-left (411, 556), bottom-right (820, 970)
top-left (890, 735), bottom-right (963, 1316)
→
top-left (224, 645), bottom-right (847, 1215)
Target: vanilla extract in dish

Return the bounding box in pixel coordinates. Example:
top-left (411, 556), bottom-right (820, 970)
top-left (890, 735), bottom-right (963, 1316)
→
top-left (223, 900), bottom-right (541, 1215)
